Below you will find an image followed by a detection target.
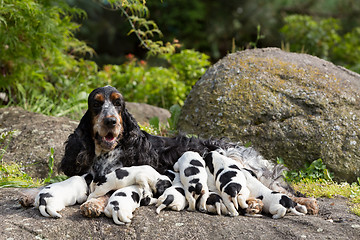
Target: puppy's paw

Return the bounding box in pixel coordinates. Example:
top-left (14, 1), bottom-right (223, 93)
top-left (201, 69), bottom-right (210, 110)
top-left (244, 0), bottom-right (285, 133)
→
top-left (80, 195), bottom-right (109, 218)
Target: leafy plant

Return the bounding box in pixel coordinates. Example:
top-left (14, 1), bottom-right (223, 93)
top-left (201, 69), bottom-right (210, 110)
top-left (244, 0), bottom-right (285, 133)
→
top-left (105, 0), bottom-right (181, 56)
top-left (281, 14), bottom-right (360, 73)
top-left (167, 104), bottom-right (181, 132)
top-left (278, 157), bottom-right (333, 183)
top-left (98, 50), bottom-right (210, 109)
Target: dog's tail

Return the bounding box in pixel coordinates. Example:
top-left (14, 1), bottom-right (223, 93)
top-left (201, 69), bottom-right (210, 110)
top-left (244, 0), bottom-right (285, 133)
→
top-left (38, 205), bottom-right (50, 218)
top-left (222, 146), bottom-right (295, 196)
top-left (156, 194), bottom-right (174, 214)
top-left (112, 210), bottom-right (125, 225)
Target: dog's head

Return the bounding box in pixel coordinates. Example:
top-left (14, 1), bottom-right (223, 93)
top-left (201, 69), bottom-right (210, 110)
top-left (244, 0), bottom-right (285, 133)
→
top-left (154, 175), bottom-right (172, 198)
top-left (87, 86), bottom-right (125, 154)
top-left (246, 197), bottom-right (264, 215)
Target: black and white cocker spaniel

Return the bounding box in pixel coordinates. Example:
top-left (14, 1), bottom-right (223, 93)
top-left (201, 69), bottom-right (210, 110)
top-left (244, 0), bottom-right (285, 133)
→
top-left (20, 85), bottom-right (318, 218)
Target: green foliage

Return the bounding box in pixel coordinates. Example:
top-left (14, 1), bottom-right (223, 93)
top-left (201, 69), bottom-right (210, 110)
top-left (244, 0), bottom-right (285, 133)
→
top-left (0, 130), bottom-right (41, 187)
top-left (0, 130), bottom-right (16, 161)
top-left (0, 0), bottom-right (101, 119)
top-left (281, 14), bottom-right (360, 73)
top-left (106, 0), bottom-right (181, 56)
top-left (1, 0), bottom-right (210, 119)
top-left (98, 50), bottom-right (210, 109)
top-left (0, 162), bottom-right (42, 188)
top-left (167, 104), bottom-right (181, 132)
top-left (0, 131), bottom-right (67, 187)
top-left (293, 179), bottom-right (360, 216)
top-left (139, 104), bottom-right (182, 137)
top-left (278, 158), bottom-right (334, 183)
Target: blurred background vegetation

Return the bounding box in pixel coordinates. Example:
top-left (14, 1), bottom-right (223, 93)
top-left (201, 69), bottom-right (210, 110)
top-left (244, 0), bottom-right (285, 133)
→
top-left (1, 0), bottom-right (360, 120)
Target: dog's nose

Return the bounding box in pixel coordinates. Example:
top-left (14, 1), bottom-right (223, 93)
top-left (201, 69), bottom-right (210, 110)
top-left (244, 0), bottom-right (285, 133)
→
top-left (104, 117), bottom-right (117, 127)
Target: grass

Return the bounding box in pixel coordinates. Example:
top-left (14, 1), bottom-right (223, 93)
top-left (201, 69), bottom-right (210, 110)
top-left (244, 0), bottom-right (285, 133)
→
top-left (0, 130), bottom-right (67, 188)
top-left (293, 179), bottom-right (360, 216)
top-left (282, 158), bottom-right (360, 216)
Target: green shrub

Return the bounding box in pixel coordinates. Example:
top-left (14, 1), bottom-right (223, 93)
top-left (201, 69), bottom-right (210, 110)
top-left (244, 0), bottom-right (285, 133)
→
top-left (281, 14), bottom-right (360, 73)
top-left (277, 157), bottom-right (333, 183)
top-left (98, 50), bottom-right (210, 109)
top-left (1, 0), bottom-right (210, 119)
top-left (0, 0), bottom-right (102, 119)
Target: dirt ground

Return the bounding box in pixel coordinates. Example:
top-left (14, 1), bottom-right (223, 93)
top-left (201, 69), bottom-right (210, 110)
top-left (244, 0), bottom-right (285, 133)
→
top-left (1, 188), bottom-right (360, 240)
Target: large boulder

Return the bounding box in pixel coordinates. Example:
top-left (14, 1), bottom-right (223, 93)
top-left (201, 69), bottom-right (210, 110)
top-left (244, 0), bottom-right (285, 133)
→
top-left (178, 48), bottom-right (360, 182)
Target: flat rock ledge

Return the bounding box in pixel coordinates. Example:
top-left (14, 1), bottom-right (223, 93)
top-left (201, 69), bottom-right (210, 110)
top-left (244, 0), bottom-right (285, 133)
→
top-left (1, 188), bottom-right (360, 240)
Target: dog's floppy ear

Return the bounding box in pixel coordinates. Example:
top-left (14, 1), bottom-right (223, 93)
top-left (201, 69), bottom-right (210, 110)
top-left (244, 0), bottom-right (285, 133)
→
top-left (60, 110), bottom-right (95, 176)
top-left (121, 107), bottom-right (142, 140)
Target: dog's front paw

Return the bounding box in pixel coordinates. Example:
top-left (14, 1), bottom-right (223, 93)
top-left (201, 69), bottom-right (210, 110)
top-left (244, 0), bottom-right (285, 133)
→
top-left (292, 197), bottom-right (318, 215)
top-left (80, 195), bottom-right (109, 218)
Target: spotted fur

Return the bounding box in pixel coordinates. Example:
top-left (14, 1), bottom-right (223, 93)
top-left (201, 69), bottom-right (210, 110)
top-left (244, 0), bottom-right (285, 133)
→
top-left (88, 165), bottom-right (171, 201)
top-left (241, 168), bottom-right (307, 219)
top-left (156, 170), bottom-right (187, 214)
top-left (173, 151), bottom-right (209, 212)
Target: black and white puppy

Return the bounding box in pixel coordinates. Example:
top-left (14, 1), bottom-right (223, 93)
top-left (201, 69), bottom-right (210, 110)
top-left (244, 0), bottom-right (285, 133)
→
top-left (173, 151), bottom-right (209, 212)
top-left (205, 190), bottom-right (229, 216)
top-left (88, 165), bottom-right (172, 201)
top-left (34, 174), bottom-right (92, 218)
top-left (156, 170), bottom-right (187, 214)
top-left (104, 185), bottom-right (153, 225)
top-left (241, 168), bottom-right (307, 219)
top-left (204, 151), bottom-right (250, 217)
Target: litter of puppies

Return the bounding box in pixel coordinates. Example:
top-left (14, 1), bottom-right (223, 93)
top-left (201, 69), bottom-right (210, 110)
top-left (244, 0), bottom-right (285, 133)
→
top-left (34, 150), bottom-right (308, 224)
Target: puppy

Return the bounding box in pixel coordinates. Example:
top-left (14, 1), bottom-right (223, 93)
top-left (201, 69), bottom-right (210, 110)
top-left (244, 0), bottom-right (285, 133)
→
top-left (173, 151), bottom-right (209, 212)
top-left (244, 197), bottom-right (263, 217)
top-left (34, 174), bottom-right (92, 218)
top-left (204, 151), bottom-right (250, 217)
top-left (104, 185), bottom-right (149, 225)
top-left (241, 168), bottom-right (307, 219)
top-left (205, 190), bottom-right (229, 216)
top-left (156, 170), bottom-right (187, 214)
top-left (88, 165), bottom-right (172, 201)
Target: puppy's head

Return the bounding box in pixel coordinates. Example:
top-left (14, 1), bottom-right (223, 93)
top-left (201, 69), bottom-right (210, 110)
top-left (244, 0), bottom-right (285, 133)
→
top-left (88, 86), bottom-right (124, 154)
top-left (246, 197), bottom-right (264, 215)
top-left (154, 176), bottom-right (172, 198)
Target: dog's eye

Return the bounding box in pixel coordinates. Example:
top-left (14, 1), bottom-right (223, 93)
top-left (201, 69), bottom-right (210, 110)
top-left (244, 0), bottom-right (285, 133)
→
top-left (113, 99), bottom-right (122, 107)
top-left (93, 101), bottom-right (103, 108)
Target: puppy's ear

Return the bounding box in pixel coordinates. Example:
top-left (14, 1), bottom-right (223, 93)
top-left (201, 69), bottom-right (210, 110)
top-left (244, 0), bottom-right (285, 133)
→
top-left (60, 110), bottom-right (95, 176)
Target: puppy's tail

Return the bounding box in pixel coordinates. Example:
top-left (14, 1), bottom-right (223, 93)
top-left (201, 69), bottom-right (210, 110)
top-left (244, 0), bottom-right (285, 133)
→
top-left (215, 202), bottom-right (222, 215)
top-left (112, 210), bottom-right (125, 225)
top-left (195, 183), bottom-right (203, 195)
top-left (156, 204), bottom-right (166, 214)
top-left (38, 205), bottom-right (51, 218)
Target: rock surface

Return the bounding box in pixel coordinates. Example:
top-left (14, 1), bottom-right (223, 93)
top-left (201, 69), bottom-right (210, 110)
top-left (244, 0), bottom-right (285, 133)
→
top-left (178, 48), bottom-right (360, 182)
top-left (1, 188), bottom-right (360, 239)
top-left (0, 104), bottom-right (170, 179)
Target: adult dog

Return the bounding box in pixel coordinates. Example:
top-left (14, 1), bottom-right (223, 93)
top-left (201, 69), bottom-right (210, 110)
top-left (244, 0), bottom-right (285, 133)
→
top-left (20, 85), bottom-right (311, 217)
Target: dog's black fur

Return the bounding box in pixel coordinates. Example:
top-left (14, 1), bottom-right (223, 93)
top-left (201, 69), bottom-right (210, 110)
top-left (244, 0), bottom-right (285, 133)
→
top-left (60, 86), bottom-right (235, 179)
